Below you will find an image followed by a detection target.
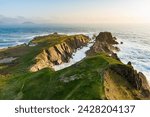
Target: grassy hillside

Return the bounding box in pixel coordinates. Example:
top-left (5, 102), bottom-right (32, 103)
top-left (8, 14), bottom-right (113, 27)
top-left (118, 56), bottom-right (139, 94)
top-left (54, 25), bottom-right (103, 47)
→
top-left (0, 34), bottom-right (103, 100)
top-left (1, 51), bottom-right (142, 100)
top-left (0, 33), bottom-right (149, 100)
top-left (0, 34), bottom-right (88, 74)
top-left (0, 54), bottom-right (110, 100)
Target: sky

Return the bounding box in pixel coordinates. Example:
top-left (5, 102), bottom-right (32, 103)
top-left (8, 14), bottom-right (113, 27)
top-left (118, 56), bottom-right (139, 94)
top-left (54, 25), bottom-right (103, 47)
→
top-left (0, 0), bottom-right (150, 24)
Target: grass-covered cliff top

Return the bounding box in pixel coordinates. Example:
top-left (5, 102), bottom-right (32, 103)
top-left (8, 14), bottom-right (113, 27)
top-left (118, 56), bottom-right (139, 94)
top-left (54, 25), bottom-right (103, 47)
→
top-left (0, 33), bottom-right (89, 74)
top-left (0, 53), bottom-right (124, 100)
top-left (0, 32), bottom-right (149, 100)
top-left (30, 33), bottom-right (88, 45)
top-left (0, 52), bottom-right (142, 100)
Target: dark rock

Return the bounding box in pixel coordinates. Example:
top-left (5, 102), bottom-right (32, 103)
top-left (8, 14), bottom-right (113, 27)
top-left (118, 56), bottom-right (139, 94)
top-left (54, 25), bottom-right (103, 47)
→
top-left (114, 47), bottom-right (120, 51)
top-left (111, 53), bottom-right (120, 61)
top-left (92, 34), bottom-right (97, 40)
top-left (87, 32), bottom-right (119, 55)
top-left (87, 31), bottom-right (150, 99)
top-left (127, 61), bottom-right (132, 66)
top-left (53, 32), bottom-right (58, 35)
top-left (120, 42), bottom-right (123, 44)
top-left (109, 64), bottom-right (150, 95)
top-left (137, 72), bottom-right (150, 98)
top-left (113, 37), bottom-right (117, 40)
top-left (96, 32), bottom-right (118, 44)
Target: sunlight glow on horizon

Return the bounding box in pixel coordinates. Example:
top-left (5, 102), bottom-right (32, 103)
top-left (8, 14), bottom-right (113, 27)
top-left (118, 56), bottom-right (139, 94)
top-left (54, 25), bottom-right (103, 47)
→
top-left (0, 0), bottom-right (150, 24)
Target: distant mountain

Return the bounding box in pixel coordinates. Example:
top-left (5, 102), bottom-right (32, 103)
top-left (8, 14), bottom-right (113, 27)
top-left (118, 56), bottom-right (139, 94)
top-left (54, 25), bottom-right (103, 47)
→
top-left (0, 15), bottom-right (34, 25)
top-left (22, 21), bottom-right (34, 24)
top-left (22, 21), bottom-right (35, 25)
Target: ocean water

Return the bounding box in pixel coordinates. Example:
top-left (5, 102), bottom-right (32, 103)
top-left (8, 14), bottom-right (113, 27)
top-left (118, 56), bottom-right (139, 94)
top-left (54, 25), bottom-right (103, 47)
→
top-left (0, 24), bottom-right (150, 82)
top-left (53, 39), bottom-right (95, 71)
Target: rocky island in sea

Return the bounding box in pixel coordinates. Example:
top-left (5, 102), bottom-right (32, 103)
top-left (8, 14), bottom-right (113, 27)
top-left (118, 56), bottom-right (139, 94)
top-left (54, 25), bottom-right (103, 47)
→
top-left (0, 32), bottom-right (149, 100)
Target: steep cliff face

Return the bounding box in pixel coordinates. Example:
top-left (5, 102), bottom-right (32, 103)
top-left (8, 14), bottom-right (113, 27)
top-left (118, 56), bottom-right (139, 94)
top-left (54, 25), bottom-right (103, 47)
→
top-left (30, 35), bottom-right (89, 72)
top-left (109, 63), bottom-right (150, 92)
top-left (87, 32), bottom-right (119, 56)
top-left (88, 32), bottom-right (150, 99)
top-left (0, 32), bottom-right (149, 100)
top-left (104, 64), bottom-right (150, 100)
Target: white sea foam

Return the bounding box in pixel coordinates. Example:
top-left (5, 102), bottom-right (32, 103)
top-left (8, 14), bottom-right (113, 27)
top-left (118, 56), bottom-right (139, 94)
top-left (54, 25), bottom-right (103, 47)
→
top-left (0, 25), bottom-right (150, 84)
top-left (52, 39), bottom-right (94, 71)
top-left (116, 35), bottom-right (150, 83)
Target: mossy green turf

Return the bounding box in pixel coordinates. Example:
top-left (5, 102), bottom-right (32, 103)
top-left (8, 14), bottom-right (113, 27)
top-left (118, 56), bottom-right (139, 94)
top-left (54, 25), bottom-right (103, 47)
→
top-left (0, 34), bottom-right (88, 74)
top-left (0, 54), bottom-right (113, 100)
top-left (0, 34), bottom-right (125, 100)
top-left (0, 34), bottom-right (108, 99)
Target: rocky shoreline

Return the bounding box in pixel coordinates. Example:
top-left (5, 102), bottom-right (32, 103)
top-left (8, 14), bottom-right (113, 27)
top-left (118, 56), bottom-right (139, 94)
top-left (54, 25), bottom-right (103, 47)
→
top-left (88, 32), bottom-right (150, 99)
top-left (0, 32), bottom-right (149, 100)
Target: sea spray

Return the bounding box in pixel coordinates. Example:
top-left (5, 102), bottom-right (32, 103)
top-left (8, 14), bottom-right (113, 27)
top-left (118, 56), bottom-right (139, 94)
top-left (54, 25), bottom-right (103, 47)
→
top-left (53, 40), bottom-right (95, 71)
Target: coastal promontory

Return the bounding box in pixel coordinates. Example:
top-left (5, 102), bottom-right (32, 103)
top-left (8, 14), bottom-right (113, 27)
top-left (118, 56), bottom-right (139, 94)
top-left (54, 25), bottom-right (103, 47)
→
top-left (0, 32), bottom-right (149, 100)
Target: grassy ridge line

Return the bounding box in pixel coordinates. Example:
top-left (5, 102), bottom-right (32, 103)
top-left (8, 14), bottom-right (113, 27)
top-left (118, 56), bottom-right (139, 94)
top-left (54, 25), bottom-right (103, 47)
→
top-left (0, 54), bottom-right (112, 100)
top-left (0, 34), bottom-right (88, 75)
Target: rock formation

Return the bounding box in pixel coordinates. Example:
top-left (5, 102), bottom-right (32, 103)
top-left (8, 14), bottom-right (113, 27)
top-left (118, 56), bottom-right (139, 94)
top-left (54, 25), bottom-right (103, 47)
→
top-left (88, 32), bottom-right (150, 99)
top-left (87, 32), bottom-right (119, 55)
top-left (87, 32), bottom-right (120, 62)
top-left (0, 31), bottom-right (149, 100)
top-left (30, 35), bottom-right (90, 72)
top-left (104, 64), bottom-right (150, 99)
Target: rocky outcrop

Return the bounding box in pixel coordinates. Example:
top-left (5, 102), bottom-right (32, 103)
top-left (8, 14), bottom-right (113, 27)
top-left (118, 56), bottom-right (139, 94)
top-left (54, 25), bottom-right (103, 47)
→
top-left (87, 32), bottom-right (150, 99)
top-left (104, 69), bottom-right (135, 100)
top-left (104, 64), bottom-right (150, 99)
top-left (109, 64), bottom-right (150, 95)
top-left (30, 35), bottom-right (89, 72)
top-left (87, 32), bottom-right (119, 56)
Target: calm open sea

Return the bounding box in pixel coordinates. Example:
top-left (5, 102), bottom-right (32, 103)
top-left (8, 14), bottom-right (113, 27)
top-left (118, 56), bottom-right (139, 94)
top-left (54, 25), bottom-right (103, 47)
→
top-left (0, 24), bottom-right (150, 82)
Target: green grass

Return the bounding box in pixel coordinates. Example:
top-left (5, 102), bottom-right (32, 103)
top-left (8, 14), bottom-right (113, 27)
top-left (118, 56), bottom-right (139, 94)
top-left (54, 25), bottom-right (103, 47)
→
top-left (0, 50), bottom-right (140, 100)
top-left (1, 33), bottom-right (138, 100)
top-left (0, 55), bottom-right (109, 100)
top-left (0, 34), bottom-right (89, 74)
top-left (30, 34), bottom-right (88, 46)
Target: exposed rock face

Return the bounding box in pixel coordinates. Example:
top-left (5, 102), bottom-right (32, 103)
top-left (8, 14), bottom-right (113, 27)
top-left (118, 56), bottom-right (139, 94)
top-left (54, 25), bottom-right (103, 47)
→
top-left (30, 35), bottom-right (89, 72)
top-left (87, 32), bottom-right (119, 55)
top-left (104, 64), bottom-right (150, 99)
top-left (109, 64), bottom-right (150, 93)
top-left (88, 32), bottom-right (150, 99)
top-left (111, 53), bottom-right (120, 61)
top-left (87, 32), bottom-right (120, 61)
top-left (104, 69), bottom-right (134, 100)
top-left (96, 32), bottom-right (118, 44)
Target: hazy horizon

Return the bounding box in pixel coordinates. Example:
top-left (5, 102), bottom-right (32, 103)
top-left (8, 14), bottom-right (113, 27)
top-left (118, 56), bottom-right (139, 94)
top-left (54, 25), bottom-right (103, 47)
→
top-left (0, 0), bottom-right (150, 24)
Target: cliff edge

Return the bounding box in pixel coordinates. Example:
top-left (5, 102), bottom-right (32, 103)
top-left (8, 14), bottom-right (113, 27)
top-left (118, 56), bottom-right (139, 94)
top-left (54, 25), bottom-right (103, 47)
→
top-left (30, 34), bottom-right (89, 72)
top-left (0, 32), bottom-right (149, 100)
top-left (88, 32), bottom-right (150, 99)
